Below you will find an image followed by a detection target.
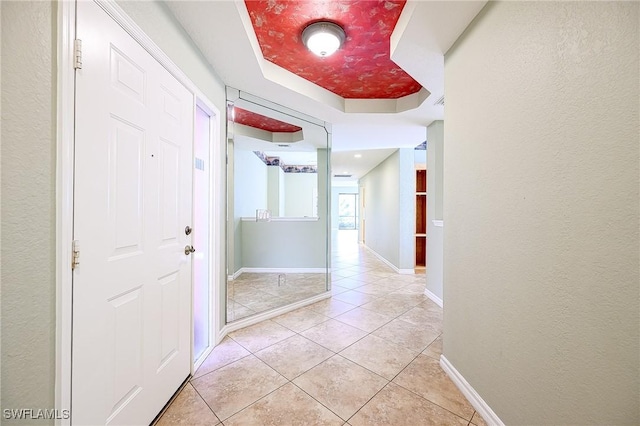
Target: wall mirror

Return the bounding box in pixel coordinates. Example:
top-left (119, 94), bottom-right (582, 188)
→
top-left (226, 88), bottom-right (331, 323)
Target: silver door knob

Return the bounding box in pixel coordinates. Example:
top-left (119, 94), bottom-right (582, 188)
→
top-left (184, 245), bottom-right (195, 255)
top-left (185, 226), bottom-right (193, 235)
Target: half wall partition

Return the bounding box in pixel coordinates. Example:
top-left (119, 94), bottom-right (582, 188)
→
top-left (226, 88), bottom-right (331, 323)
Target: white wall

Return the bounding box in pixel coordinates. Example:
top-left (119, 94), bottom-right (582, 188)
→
top-left (234, 149), bottom-right (267, 217)
top-left (426, 121), bottom-right (443, 302)
top-left (444, 2), bottom-right (639, 424)
top-left (359, 149), bottom-right (415, 271)
top-left (284, 172), bottom-right (318, 217)
top-left (267, 166), bottom-right (284, 216)
top-left (397, 149), bottom-right (416, 271)
top-left (414, 148), bottom-right (426, 168)
top-left (232, 149), bottom-right (267, 274)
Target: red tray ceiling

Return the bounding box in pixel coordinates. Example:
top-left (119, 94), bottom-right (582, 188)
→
top-left (234, 107), bottom-right (302, 133)
top-left (245, 0), bottom-right (423, 100)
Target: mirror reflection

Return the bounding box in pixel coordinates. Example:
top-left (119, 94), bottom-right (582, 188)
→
top-left (226, 88), bottom-right (331, 322)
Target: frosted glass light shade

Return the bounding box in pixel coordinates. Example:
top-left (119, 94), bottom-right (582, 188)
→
top-left (302, 21), bottom-right (346, 57)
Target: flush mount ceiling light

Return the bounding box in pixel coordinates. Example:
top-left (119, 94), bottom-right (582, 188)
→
top-left (301, 21), bottom-right (346, 57)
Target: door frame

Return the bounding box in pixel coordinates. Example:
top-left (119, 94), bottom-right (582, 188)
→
top-left (191, 98), bottom-right (221, 371)
top-left (55, 1), bottom-right (223, 423)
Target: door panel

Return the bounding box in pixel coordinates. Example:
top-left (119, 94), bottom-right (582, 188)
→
top-left (159, 138), bottom-right (180, 243)
top-left (73, 2), bottom-right (194, 424)
top-left (109, 117), bottom-right (145, 257)
top-left (109, 288), bottom-right (143, 413)
top-left (158, 272), bottom-right (180, 368)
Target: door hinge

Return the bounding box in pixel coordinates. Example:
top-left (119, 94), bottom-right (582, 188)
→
top-left (72, 240), bottom-right (80, 270)
top-left (74, 39), bottom-right (83, 70)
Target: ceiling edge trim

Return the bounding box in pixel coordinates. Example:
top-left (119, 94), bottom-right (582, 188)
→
top-left (390, 0), bottom-right (417, 56)
top-left (344, 87), bottom-right (431, 114)
top-left (234, 122), bottom-right (305, 143)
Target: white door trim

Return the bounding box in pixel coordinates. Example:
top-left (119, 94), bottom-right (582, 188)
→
top-left (191, 98), bottom-right (221, 372)
top-left (56, 1), bottom-right (223, 422)
top-left (55, 1), bottom-right (75, 425)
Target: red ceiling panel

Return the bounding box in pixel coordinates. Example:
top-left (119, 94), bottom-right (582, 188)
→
top-left (245, 0), bottom-right (423, 100)
top-left (234, 107), bottom-right (302, 133)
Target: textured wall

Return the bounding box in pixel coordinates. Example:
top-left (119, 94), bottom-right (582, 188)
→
top-left (1, 1), bottom-right (57, 422)
top-left (444, 2), bottom-right (639, 424)
top-left (426, 121), bottom-right (443, 301)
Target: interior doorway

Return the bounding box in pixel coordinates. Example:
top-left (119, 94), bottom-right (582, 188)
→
top-left (338, 193), bottom-right (359, 230)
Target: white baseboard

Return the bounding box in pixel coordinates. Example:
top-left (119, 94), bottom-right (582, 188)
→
top-left (241, 267), bottom-right (326, 274)
top-left (227, 269), bottom-right (244, 281)
top-left (229, 267), bottom-right (325, 281)
top-left (363, 245), bottom-right (414, 275)
top-left (424, 288), bottom-right (443, 308)
top-left (440, 355), bottom-right (504, 426)
top-left (220, 291), bottom-right (331, 335)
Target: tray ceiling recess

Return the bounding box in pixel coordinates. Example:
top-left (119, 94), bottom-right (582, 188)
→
top-left (242, 0), bottom-right (431, 113)
top-left (232, 107), bottom-right (304, 144)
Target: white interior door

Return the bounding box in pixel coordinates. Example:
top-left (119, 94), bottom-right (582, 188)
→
top-left (72, 1), bottom-right (194, 424)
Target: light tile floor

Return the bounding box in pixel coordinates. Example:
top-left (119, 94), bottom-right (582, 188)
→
top-left (156, 231), bottom-right (487, 425)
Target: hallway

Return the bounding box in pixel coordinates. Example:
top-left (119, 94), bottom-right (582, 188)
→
top-left (156, 231), bottom-right (486, 425)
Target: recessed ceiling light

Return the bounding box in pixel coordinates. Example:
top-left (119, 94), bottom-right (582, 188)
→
top-left (354, 154), bottom-right (362, 158)
top-left (301, 21), bottom-right (346, 57)
top-left (343, 171), bottom-right (349, 174)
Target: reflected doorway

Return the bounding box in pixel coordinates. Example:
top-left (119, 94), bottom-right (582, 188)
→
top-left (338, 193), bottom-right (359, 230)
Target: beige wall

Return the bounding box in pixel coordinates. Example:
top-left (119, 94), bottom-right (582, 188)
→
top-left (1, 2), bottom-right (57, 421)
top-left (443, 2), bottom-right (639, 424)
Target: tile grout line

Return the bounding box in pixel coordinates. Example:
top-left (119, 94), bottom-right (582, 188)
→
top-left (237, 328), bottom-right (347, 423)
top-left (390, 368), bottom-right (474, 423)
top-left (191, 350), bottom-right (253, 381)
top-left (188, 382), bottom-right (223, 425)
top-left (288, 374), bottom-right (350, 422)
